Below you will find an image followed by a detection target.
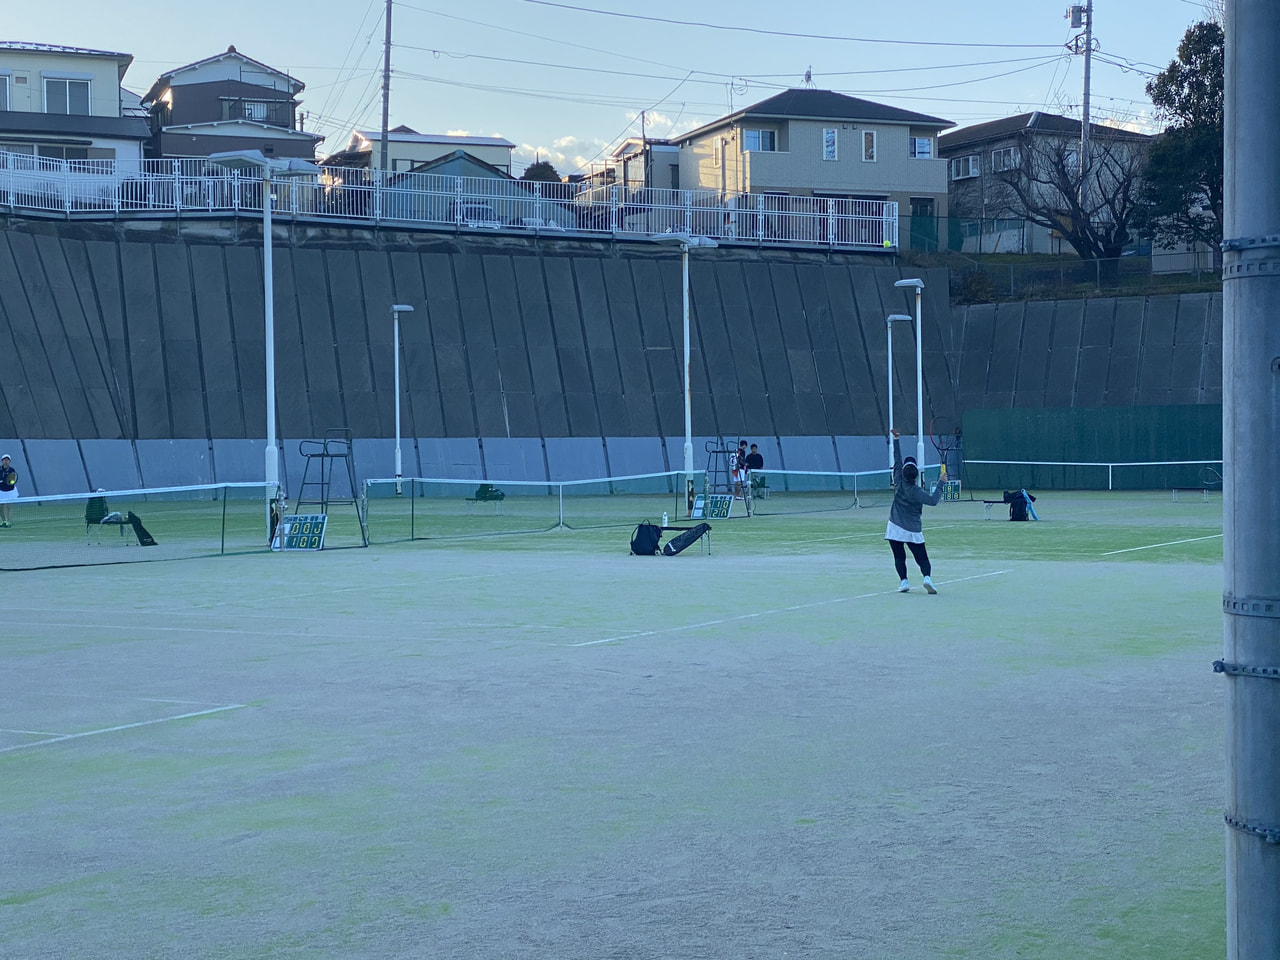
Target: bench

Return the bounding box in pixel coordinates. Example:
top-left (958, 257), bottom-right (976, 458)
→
top-left (85, 495), bottom-right (130, 543)
top-left (1171, 487), bottom-right (1216, 503)
top-left (466, 485), bottom-right (505, 514)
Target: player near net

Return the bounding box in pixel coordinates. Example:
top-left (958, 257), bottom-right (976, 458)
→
top-left (886, 428), bottom-right (943, 594)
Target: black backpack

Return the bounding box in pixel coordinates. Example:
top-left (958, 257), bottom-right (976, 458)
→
top-left (629, 520), bottom-right (662, 555)
top-left (1003, 489), bottom-right (1035, 521)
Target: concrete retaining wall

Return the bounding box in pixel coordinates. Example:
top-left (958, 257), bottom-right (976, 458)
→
top-left (0, 217), bottom-right (1222, 492)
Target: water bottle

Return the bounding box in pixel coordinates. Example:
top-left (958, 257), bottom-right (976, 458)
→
top-left (662, 512), bottom-right (669, 526)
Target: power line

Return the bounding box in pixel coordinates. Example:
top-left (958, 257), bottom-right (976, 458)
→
top-left (520, 0), bottom-right (1066, 49)
top-left (397, 2), bottom-right (695, 74)
top-left (398, 44), bottom-right (1065, 86)
top-left (316, 0), bottom-right (383, 125)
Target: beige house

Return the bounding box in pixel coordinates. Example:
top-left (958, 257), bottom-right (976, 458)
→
top-left (324, 126), bottom-right (516, 174)
top-left (669, 89), bottom-right (949, 248)
top-left (0, 41), bottom-right (150, 164)
top-left (676, 89), bottom-right (950, 212)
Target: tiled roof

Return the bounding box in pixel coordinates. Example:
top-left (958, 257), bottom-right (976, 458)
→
top-left (739, 89), bottom-right (952, 126)
top-left (0, 41), bottom-right (132, 60)
top-left (679, 88), bottom-right (952, 142)
top-left (938, 111), bottom-right (1151, 151)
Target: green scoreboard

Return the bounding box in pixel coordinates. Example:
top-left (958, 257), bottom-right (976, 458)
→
top-left (274, 514), bottom-right (329, 551)
top-left (941, 480), bottom-right (962, 502)
top-left (690, 494), bottom-right (734, 520)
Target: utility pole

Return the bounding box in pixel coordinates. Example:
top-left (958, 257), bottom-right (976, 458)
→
top-left (1067, 2), bottom-right (1094, 208)
top-left (379, 0), bottom-right (393, 174)
top-left (1221, 1), bottom-right (1280, 956)
top-left (640, 109), bottom-right (648, 189)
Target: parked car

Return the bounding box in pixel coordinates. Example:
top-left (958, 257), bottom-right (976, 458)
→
top-left (448, 201), bottom-right (502, 228)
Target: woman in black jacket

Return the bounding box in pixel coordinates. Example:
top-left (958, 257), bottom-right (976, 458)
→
top-left (885, 429), bottom-right (943, 593)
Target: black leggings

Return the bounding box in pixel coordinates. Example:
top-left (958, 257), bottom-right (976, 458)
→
top-left (889, 539), bottom-right (931, 579)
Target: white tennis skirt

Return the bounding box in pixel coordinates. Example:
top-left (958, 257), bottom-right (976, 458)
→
top-left (0, 488), bottom-right (18, 502)
top-left (884, 520), bottom-right (924, 544)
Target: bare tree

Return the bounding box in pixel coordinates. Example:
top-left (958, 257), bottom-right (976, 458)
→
top-left (994, 129), bottom-right (1148, 276)
top-left (1201, 0), bottom-right (1225, 26)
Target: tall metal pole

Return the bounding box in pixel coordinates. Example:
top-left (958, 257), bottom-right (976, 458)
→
top-left (262, 167), bottom-right (278, 532)
top-left (682, 242), bottom-right (693, 512)
top-left (392, 304), bottom-right (414, 496)
top-left (886, 314), bottom-right (912, 476)
top-left (894, 278), bottom-right (927, 477)
top-left (913, 287), bottom-right (925, 474)
top-left (394, 309), bottom-right (402, 495)
top-left (1222, 1), bottom-right (1280, 955)
top-left (379, 0), bottom-right (393, 175)
top-left (886, 318), bottom-right (895, 474)
top-left (1079, 0), bottom-right (1093, 208)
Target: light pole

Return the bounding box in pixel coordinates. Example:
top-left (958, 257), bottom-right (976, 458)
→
top-left (391, 304), bottom-right (414, 495)
top-left (893, 278), bottom-right (927, 477)
top-left (208, 150), bottom-right (321, 533)
top-left (886, 313), bottom-right (912, 476)
top-left (652, 233), bottom-right (718, 514)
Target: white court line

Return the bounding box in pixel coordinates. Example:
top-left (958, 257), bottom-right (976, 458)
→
top-left (0, 728), bottom-right (63, 736)
top-left (1101, 534), bottom-right (1222, 556)
top-left (570, 569), bottom-right (1012, 647)
top-left (0, 704), bottom-right (246, 755)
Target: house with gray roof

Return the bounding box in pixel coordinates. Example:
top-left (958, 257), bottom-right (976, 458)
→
top-left (938, 111), bottom-right (1151, 254)
top-left (673, 88), bottom-right (953, 248)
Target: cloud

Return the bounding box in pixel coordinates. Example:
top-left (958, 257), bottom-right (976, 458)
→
top-left (445, 129), bottom-right (471, 138)
top-left (511, 133), bottom-right (615, 176)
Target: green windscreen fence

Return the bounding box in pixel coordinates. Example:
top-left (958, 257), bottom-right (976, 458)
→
top-left (961, 405), bottom-right (1223, 490)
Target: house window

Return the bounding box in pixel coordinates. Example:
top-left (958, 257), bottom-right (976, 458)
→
top-left (990, 146), bottom-right (1019, 171)
top-left (862, 130), bottom-right (876, 162)
top-left (243, 101), bottom-right (270, 122)
top-left (909, 137), bottom-right (932, 159)
top-left (950, 155), bottom-right (980, 180)
top-left (744, 129), bottom-right (776, 152)
top-left (36, 144), bottom-right (89, 162)
top-left (822, 128), bottom-right (837, 161)
top-left (44, 78), bottom-right (90, 116)
top-left (0, 76), bottom-right (8, 112)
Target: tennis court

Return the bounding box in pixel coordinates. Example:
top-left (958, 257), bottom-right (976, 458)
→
top-left (1, 490), bottom-right (1225, 959)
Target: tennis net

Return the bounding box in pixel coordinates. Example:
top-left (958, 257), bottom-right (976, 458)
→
top-left (0, 483), bottom-right (273, 571)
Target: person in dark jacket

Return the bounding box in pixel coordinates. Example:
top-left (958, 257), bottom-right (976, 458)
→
top-left (885, 429), bottom-right (943, 593)
top-left (0, 453), bottom-right (17, 527)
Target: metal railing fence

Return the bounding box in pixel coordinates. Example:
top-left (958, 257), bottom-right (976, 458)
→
top-left (0, 152), bottom-right (899, 250)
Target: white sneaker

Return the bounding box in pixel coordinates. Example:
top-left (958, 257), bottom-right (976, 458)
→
top-left (923, 576), bottom-right (937, 594)
top-left (898, 579), bottom-right (910, 593)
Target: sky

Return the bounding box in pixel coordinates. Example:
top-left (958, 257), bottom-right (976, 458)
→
top-left (8, 0), bottom-right (1214, 176)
